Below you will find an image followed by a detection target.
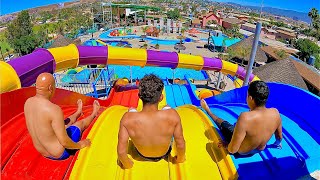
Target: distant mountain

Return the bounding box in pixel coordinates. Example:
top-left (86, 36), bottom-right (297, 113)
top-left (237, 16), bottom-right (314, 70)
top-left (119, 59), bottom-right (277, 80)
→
top-left (226, 2), bottom-right (311, 24)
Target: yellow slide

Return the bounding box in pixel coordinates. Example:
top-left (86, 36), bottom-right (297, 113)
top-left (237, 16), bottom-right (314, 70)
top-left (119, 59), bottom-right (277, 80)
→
top-left (70, 105), bottom-right (237, 180)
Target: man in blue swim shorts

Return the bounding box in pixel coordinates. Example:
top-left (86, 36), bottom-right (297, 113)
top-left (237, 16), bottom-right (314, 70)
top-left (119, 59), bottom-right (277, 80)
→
top-left (24, 73), bottom-right (100, 160)
top-left (117, 74), bottom-right (186, 169)
top-left (201, 81), bottom-right (282, 156)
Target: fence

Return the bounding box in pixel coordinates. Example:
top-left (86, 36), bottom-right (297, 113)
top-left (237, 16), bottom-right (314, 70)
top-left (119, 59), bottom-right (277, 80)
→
top-left (54, 68), bottom-right (115, 98)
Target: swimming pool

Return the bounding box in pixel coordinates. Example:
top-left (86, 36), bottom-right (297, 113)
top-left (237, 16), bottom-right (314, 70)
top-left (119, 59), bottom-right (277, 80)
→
top-left (210, 36), bottom-right (241, 47)
top-left (108, 65), bottom-right (207, 80)
top-left (83, 39), bottom-right (131, 47)
top-left (99, 28), bottom-right (186, 46)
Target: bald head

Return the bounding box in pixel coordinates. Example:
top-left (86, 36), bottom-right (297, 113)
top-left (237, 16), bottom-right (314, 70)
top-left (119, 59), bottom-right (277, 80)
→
top-left (36, 73), bottom-right (56, 98)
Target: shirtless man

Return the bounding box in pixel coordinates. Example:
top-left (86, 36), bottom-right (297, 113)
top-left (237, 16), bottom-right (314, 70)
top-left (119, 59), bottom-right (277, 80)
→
top-left (24, 73), bottom-right (100, 160)
top-left (117, 74), bottom-right (186, 169)
top-left (201, 80), bottom-right (282, 155)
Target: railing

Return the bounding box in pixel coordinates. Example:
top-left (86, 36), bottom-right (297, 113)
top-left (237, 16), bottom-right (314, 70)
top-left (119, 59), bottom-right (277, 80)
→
top-left (54, 68), bottom-right (115, 98)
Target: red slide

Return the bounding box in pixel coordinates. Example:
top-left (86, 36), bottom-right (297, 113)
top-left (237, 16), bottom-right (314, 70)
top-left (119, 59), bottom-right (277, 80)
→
top-left (1, 86), bottom-right (139, 179)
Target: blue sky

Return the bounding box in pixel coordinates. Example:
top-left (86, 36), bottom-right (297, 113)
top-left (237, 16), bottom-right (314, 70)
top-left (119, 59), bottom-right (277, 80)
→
top-left (1, 0), bottom-right (75, 15)
top-left (214, 0), bottom-right (320, 13)
top-left (1, 0), bottom-right (319, 15)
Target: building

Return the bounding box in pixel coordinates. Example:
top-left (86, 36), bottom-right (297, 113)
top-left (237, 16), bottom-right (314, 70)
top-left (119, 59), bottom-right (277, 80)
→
top-left (222, 18), bottom-right (242, 29)
top-left (276, 30), bottom-right (296, 41)
top-left (261, 28), bottom-right (277, 39)
top-left (275, 27), bottom-right (296, 41)
top-left (240, 23), bottom-right (276, 39)
top-left (240, 23), bottom-right (256, 33)
top-left (199, 12), bottom-right (223, 27)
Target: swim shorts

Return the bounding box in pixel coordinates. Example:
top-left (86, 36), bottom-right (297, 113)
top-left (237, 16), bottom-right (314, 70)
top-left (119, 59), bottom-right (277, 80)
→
top-left (48, 125), bottom-right (81, 160)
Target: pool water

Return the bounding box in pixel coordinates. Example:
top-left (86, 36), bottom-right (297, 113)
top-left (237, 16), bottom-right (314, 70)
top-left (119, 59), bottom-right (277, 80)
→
top-left (210, 36), bottom-right (241, 47)
top-left (108, 65), bottom-right (207, 80)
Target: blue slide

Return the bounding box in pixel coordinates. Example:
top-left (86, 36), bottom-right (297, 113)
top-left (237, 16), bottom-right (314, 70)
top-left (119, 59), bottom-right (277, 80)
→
top-left (185, 82), bottom-right (320, 179)
top-left (164, 84), bottom-right (194, 108)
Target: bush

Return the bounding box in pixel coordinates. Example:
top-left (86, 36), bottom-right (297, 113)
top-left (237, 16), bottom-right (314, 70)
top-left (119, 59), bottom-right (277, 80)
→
top-left (315, 54), bottom-right (320, 70)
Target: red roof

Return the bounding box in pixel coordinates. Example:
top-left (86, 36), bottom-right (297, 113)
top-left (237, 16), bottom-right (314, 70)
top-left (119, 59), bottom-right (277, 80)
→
top-left (188, 28), bottom-right (200, 34)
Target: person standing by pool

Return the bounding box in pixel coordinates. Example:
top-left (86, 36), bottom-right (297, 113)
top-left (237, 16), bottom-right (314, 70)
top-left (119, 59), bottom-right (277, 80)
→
top-left (24, 73), bottom-right (100, 160)
top-left (201, 81), bottom-right (282, 155)
top-left (117, 74), bottom-right (186, 169)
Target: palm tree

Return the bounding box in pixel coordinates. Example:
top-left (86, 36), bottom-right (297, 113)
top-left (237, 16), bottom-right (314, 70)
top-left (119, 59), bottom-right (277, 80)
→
top-left (308, 8), bottom-right (319, 27)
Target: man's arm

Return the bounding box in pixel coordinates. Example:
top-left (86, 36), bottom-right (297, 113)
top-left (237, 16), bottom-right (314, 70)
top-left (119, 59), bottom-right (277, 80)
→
top-left (172, 110), bottom-right (186, 163)
top-left (227, 114), bottom-right (247, 154)
top-left (51, 106), bottom-right (89, 149)
top-left (274, 116), bottom-right (282, 146)
top-left (117, 113), bottom-right (133, 169)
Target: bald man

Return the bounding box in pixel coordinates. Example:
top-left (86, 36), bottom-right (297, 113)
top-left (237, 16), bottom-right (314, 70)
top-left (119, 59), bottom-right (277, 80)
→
top-left (24, 73), bottom-right (100, 160)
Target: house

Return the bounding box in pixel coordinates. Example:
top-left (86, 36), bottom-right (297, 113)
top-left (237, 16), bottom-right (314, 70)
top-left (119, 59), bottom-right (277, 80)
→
top-left (199, 12), bottom-right (223, 27)
top-left (261, 28), bottom-right (277, 39)
top-left (222, 18), bottom-right (242, 30)
top-left (276, 30), bottom-right (296, 41)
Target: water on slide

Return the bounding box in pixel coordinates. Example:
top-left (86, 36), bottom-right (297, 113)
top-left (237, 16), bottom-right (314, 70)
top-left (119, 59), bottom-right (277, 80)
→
top-left (70, 105), bottom-right (237, 179)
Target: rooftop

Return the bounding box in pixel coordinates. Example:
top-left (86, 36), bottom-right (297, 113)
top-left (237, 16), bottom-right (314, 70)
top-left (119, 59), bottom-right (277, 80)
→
top-left (222, 18), bottom-right (242, 24)
top-left (276, 30), bottom-right (296, 37)
top-left (253, 58), bottom-right (308, 90)
top-left (277, 26), bottom-right (295, 33)
top-left (291, 60), bottom-right (320, 91)
top-left (261, 46), bottom-right (288, 61)
top-left (229, 36), bottom-right (267, 63)
top-left (241, 23), bottom-right (256, 28)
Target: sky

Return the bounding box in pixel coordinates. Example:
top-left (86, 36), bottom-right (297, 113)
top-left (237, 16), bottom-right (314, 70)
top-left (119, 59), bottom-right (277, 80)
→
top-left (1, 0), bottom-right (75, 15)
top-left (214, 0), bottom-right (320, 13)
top-left (0, 0), bottom-right (319, 15)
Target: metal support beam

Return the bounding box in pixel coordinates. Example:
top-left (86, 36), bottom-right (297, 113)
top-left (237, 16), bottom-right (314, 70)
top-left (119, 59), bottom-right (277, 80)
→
top-left (243, 22), bottom-right (262, 86)
top-left (216, 72), bottom-right (222, 89)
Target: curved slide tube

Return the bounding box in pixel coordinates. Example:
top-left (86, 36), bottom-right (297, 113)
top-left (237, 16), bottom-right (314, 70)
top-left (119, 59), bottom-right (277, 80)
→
top-left (0, 44), bottom-right (259, 93)
top-left (197, 83), bottom-right (320, 179)
top-left (70, 105), bottom-right (237, 180)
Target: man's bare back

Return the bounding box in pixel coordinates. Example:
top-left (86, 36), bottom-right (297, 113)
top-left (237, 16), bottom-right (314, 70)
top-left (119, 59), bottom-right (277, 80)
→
top-left (201, 81), bottom-right (282, 155)
top-left (24, 73), bottom-right (100, 160)
top-left (117, 74), bottom-right (186, 169)
top-left (230, 108), bottom-right (281, 154)
top-left (122, 108), bottom-right (180, 157)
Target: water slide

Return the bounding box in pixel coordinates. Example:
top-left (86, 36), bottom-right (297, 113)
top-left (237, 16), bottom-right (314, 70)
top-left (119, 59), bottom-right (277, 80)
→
top-left (69, 105), bottom-right (237, 180)
top-left (185, 82), bottom-right (320, 179)
top-left (0, 45), bottom-right (282, 179)
top-left (1, 86), bottom-right (141, 179)
top-left (0, 44), bottom-right (259, 94)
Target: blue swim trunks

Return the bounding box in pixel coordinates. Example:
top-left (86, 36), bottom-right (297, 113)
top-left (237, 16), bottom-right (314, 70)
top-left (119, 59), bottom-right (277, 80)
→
top-left (48, 125), bottom-right (81, 160)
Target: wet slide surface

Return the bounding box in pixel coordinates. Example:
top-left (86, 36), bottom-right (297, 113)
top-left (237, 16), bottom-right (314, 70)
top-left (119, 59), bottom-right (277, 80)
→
top-left (1, 87), bottom-right (140, 179)
top-left (205, 102), bottom-right (320, 179)
top-left (70, 105), bottom-right (237, 179)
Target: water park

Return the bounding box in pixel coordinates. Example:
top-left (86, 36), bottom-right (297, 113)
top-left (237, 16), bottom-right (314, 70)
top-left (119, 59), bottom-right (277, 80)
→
top-left (1, 1), bottom-right (320, 180)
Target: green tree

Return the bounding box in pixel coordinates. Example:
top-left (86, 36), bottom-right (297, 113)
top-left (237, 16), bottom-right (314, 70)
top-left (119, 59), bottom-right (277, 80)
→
top-left (167, 8), bottom-right (181, 20)
top-left (308, 8), bottom-right (319, 28)
top-left (6, 11), bottom-right (39, 55)
top-left (295, 39), bottom-right (320, 61)
top-left (315, 54), bottom-right (320, 70)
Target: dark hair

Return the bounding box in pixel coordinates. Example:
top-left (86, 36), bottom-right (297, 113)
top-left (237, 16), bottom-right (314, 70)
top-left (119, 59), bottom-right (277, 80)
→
top-left (139, 74), bottom-right (164, 104)
top-left (248, 81), bottom-right (269, 106)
